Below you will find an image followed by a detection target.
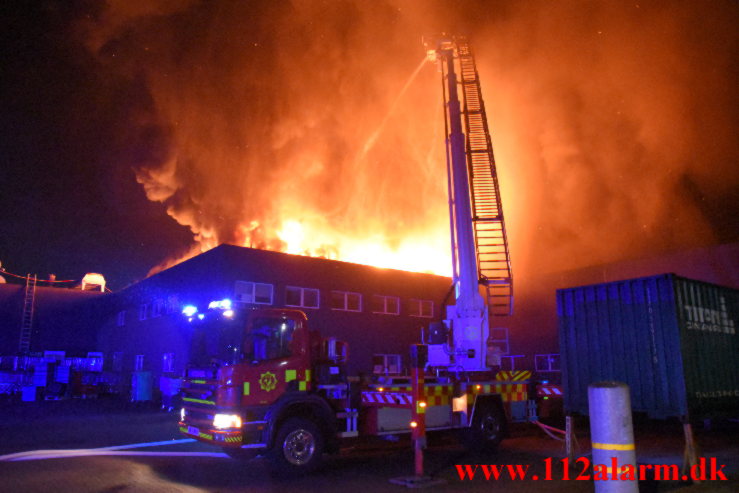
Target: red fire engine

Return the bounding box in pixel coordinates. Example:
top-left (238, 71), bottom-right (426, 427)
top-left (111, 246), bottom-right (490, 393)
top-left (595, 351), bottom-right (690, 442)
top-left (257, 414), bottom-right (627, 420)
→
top-left (179, 305), bottom-right (524, 474)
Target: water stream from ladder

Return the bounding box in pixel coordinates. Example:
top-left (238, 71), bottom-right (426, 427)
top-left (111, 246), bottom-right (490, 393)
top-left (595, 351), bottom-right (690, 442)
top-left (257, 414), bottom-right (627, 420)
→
top-left (358, 57), bottom-right (430, 161)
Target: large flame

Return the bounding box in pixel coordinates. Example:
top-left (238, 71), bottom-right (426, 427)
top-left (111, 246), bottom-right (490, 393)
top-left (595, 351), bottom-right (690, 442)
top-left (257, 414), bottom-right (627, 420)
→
top-left (78, 1), bottom-right (737, 281)
top-left (274, 217), bottom-right (452, 275)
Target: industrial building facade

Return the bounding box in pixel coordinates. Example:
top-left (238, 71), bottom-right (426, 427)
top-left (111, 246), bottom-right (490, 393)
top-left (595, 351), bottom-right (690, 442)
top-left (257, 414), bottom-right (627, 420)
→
top-left (97, 244), bottom-right (454, 378)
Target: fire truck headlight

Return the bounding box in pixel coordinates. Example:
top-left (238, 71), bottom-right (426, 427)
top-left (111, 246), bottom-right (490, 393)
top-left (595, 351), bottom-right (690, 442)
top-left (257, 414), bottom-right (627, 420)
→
top-left (213, 413), bottom-right (242, 429)
top-left (180, 408), bottom-right (186, 421)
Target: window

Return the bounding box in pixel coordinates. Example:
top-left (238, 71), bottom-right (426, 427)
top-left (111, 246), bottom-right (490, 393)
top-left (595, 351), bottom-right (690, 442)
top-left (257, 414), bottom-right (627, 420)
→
top-left (489, 327), bottom-right (509, 354)
top-left (152, 299), bottom-right (164, 318)
top-left (166, 295), bottom-right (178, 314)
top-left (501, 354), bottom-right (525, 371)
top-left (134, 354), bottom-right (144, 371)
top-left (235, 281), bottom-right (274, 305)
top-left (409, 299), bottom-right (434, 318)
top-left (162, 353), bottom-right (175, 373)
top-left (285, 286), bottom-right (320, 309)
top-left (535, 353), bottom-right (561, 372)
top-left (117, 310), bottom-right (126, 327)
top-left (373, 354), bottom-right (402, 375)
top-left (371, 295), bottom-right (400, 315)
top-left (139, 304), bottom-right (148, 321)
top-left (112, 352), bottom-right (123, 372)
top-left (331, 291), bottom-right (362, 312)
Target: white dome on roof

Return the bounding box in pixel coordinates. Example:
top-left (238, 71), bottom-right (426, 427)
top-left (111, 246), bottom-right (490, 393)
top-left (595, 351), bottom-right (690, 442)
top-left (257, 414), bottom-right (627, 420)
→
top-left (81, 273), bottom-right (106, 292)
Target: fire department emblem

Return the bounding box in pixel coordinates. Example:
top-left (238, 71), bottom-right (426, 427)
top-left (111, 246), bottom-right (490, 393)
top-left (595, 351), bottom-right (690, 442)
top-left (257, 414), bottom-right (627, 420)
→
top-left (259, 371), bottom-right (278, 392)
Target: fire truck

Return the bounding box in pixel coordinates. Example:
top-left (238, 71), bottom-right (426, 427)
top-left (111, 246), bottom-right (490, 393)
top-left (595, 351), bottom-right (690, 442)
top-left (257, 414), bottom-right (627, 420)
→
top-left (178, 36), bottom-right (535, 475)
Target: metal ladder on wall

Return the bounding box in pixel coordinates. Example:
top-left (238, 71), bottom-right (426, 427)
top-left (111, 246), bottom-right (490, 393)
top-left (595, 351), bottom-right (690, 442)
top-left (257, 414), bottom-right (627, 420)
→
top-left (456, 40), bottom-right (513, 316)
top-left (19, 274), bottom-right (37, 353)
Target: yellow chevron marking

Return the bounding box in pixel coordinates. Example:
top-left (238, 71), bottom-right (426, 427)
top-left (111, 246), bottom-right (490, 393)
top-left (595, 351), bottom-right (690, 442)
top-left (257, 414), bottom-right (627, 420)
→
top-left (183, 397), bottom-right (215, 406)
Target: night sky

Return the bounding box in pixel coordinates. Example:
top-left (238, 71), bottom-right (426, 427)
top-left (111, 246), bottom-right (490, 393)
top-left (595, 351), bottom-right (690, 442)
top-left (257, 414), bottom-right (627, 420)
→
top-left (1, 1), bottom-right (193, 288)
top-left (1, 1), bottom-right (737, 290)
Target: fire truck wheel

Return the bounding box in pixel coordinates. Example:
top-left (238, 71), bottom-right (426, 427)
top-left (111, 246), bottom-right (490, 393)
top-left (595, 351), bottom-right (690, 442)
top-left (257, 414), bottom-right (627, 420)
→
top-left (268, 417), bottom-right (324, 475)
top-left (463, 404), bottom-right (506, 453)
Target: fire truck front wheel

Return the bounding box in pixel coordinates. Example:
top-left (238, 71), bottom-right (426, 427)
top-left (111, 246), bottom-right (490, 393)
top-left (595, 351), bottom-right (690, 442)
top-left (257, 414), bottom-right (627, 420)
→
top-left (268, 417), bottom-right (325, 475)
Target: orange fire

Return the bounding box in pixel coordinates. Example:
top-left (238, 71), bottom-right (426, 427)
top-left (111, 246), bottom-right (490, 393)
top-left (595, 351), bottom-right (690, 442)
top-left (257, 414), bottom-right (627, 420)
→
top-left (272, 218), bottom-right (452, 276)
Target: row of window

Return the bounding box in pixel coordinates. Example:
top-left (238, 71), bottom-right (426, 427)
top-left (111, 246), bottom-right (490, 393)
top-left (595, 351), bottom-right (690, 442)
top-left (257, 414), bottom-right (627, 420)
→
top-left (117, 296), bottom-right (179, 327)
top-left (117, 296), bottom-right (180, 327)
top-left (110, 352), bottom-right (175, 372)
top-left (236, 281), bottom-right (434, 317)
top-left (116, 282), bottom-right (436, 327)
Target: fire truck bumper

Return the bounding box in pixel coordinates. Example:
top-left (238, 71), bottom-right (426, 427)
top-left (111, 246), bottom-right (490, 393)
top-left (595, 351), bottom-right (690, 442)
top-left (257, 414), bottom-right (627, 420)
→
top-left (178, 422), bottom-right (242, 445)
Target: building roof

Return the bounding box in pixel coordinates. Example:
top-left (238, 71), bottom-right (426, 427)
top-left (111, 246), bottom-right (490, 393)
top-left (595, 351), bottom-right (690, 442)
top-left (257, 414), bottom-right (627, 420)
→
top-left (115, 244), bottom-right (453, 307)
top-left (154, 243), bottom-right (450, 282)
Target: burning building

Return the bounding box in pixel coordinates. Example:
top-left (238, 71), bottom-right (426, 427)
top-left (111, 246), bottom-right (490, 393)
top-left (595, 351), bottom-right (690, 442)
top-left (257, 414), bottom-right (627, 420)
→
top-left (96, 244), bottom-right (454, 378)
top-left (1, 241), bottom-right (736, 402)
top-left (1, 1), bottom-right (736, 404)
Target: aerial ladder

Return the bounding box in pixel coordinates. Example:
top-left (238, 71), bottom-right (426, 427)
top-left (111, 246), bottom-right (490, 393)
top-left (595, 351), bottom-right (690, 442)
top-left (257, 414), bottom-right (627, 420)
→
top-left (19, 274), bottom-right (37, 353)
top-left (424, 36), bottom-right (513, 372)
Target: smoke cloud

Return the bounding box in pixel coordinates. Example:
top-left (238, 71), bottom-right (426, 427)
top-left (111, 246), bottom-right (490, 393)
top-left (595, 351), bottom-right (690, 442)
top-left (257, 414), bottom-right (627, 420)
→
top-left (77, 0), bottom-right (739, 280)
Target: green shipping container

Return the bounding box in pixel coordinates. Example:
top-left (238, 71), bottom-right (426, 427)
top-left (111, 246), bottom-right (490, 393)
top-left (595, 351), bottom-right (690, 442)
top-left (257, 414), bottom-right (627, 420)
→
top-left (558, 274), bottom-right (738, 419)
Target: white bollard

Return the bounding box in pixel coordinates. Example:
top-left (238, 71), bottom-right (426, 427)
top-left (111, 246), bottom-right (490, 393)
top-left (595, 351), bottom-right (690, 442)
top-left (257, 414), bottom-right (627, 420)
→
top-left (588, 382), bottom-right (639, 493)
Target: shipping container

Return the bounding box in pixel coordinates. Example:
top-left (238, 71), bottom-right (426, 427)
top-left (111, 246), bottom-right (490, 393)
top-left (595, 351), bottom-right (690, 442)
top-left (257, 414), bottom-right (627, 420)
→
top-left (558, 274), bottom-right (738, 419)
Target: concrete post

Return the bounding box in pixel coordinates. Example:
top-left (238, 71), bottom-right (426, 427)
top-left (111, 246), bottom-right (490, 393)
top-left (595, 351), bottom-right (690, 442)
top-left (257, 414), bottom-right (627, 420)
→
top-left (410, 344), bottom-right (427, 478)
top-left (390, 344), bottom-right (445, 488)
top-left (588, 382), bottom-right (639, 493)
top-left (565, 415), bottom-right (575, 467)
top-left (681, 422), bottom-right (700, 484)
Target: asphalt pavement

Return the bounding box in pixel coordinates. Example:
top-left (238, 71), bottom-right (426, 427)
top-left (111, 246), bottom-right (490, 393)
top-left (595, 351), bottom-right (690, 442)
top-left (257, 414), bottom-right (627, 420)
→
top-left (0, 397), bottom-right (736, 492)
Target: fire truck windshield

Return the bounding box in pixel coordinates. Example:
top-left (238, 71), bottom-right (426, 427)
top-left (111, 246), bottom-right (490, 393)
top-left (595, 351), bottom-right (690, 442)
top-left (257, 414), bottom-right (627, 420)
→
top-left (189, 312), bottom-right (246, 367)
top-left (243, 317), bottom-right (297, 363)
top-left (188, 314), bottom-right (297, 367)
